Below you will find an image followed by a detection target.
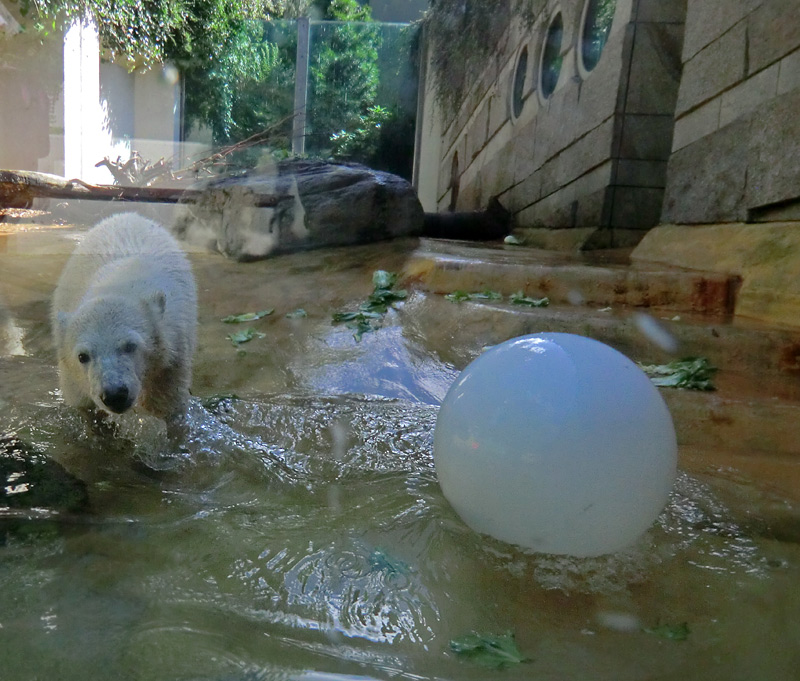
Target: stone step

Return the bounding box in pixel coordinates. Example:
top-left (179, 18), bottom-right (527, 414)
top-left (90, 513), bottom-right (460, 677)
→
top-left (402, 238), bottom-right (740, 318)
top-left (662, 389), bottom-right (800, 462)
top-left (399, 292), bottom-right (800, 463)
top-left (400, 291), bottom-right (800, 399)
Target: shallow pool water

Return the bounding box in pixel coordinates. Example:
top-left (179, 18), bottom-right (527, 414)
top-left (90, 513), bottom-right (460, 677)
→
top-left (1, 225), bottom-right (799, 680)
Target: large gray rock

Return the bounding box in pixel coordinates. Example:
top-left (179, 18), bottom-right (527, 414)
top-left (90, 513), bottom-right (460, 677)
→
top-left (173, 159), bottom-right (424, 261)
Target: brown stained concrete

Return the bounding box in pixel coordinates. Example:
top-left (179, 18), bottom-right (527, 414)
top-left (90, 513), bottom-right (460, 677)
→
top-left (632, 222), bottom-right (800, 329)
top-left (403, 238), bottom-right (740, 317)
top-left (1, 220), bottom-right (799, 504)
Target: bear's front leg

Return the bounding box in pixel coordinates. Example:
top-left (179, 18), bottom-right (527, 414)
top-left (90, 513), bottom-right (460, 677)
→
top-left (141, 363), bottom-right (191, 447)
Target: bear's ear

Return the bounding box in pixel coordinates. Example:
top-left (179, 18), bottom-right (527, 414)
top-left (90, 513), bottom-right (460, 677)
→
top-left (145, 291), bottom-right (167, 318)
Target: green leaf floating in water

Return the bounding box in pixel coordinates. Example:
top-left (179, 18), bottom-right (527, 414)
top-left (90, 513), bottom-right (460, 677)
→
top-left (331, 310), bottom-right (383, 323)
top-left (445, 290), bottom-right (471, 303)
top-left (332, 270), bottom-right (406, 340)
top-left (227, 327), bottom-right (265, 346)
top-left (364, 287), bottom-right (407, 312)
top-left (445, 289), bottom-right (502, 303)
top-left (643, 622), bottom-right (690, 641)
top-left (470, 289), bottom-right (503, 300)
top-left (449, 631), bottom-right (529, 669)
top-left (638, 357), bottom-right (717, 391)
top-left (372, 269), bottom-right (397, 290)
top-left (510, 291), bottom-right (550, 307)
top-left (221, 309), bottom-right (274, 323)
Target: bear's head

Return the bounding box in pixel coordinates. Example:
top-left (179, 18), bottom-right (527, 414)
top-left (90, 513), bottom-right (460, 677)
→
top-left (55, 292), bottom-right (165, 414)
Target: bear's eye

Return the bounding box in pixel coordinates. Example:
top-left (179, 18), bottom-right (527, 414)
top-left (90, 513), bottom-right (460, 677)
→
top-left (77, 352), bottom-right (90, 364)
top-left (122, 341), bottom-right (137, 354)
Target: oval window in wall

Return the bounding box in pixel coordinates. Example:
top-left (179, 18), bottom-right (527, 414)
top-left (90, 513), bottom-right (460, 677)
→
top-left (581, 0), bottom-right (616, 72)
top-left (539, 13), bottom-right (564, 100)
top-left (512, 46), bottom-right (529, 119)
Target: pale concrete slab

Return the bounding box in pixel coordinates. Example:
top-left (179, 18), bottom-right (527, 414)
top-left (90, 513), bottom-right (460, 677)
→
top-left (632, 222), bottom-right (800, 328)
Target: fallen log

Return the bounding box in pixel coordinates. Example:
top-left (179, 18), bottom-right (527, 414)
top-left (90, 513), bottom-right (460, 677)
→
top-left (0, 169), bottom-right (286, 208)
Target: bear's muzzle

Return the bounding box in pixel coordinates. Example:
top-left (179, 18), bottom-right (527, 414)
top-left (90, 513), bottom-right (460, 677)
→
top-left (101, 385), bottom-right (133, 414)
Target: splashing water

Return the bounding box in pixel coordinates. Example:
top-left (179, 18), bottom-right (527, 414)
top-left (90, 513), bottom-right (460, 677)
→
top-left (1, 387), bottom-right (797, 680)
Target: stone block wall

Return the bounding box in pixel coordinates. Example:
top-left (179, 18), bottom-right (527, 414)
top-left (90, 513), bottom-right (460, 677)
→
top-left (662, 0), bottom-right (800, 223)
top-left (418, 0), bottom-right (687, 246)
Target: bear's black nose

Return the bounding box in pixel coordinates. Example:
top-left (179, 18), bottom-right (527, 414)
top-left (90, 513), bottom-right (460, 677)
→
top-left (101, 386), bottom-right (132, 413)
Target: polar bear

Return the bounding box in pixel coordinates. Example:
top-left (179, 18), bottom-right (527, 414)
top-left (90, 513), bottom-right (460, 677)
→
top-left (52, 213), bottom-right (197, 434)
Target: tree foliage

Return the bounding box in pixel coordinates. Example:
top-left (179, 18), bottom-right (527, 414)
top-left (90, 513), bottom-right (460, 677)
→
top-left (306, 0), bottom-right (381, 154)
top-left (11, 0), bottom-right (290, 67)
top-left (9, 0), bottom-right (417, 176)
top-left (423, 0), bottom-right (546, 120)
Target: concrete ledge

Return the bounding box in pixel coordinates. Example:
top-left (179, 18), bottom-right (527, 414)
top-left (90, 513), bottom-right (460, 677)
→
top-left (402, 238), bottom-right (738, 316)
top-left (514, 226), bottom-right (647, 250)
top-left (632, 221), bottom-right (800, 327)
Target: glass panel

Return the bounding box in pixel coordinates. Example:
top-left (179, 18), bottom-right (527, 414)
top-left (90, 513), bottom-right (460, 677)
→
top-left (581, 0), bottom-right (616, 72)
top-left (540, 13), bottom-right (564, 100)
top-left (178, 19), bottom-right (419, 179)
top-left (181, 19), bottom-right (298, 164)
top-left (307, 21), bottom-right (419, 179)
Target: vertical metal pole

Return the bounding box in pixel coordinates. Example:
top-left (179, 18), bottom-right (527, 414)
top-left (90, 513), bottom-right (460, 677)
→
top-left (292, 17), bottom-right (310, 156)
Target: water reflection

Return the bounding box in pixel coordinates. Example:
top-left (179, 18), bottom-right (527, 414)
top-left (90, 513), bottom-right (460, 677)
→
top-left (292, 323), bottom-right (459, 405)
top-left (0, 293), bottom-right (27, 357)
top-left (0, 374), bottom-right (797, 679)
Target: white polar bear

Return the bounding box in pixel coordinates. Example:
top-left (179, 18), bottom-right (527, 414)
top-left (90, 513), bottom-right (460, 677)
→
top-left (52, 213), bottom-right (197, 432)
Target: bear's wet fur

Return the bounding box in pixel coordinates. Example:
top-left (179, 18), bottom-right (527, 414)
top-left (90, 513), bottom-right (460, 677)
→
top-left (52, 213), bottom-right (197, 434)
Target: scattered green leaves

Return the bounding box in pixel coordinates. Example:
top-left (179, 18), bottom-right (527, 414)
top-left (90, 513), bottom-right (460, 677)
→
top-left (444, 290), bottom-right (472, 303)
top-left (331, 310), bottom-right (383, 323)
top-left (331, 311), bottom-right (381, 342)
top-left (638, 357), bottom-right (717, 391)
top-left (643, 622), bottom-right (690, 641)
top-left (470, 289), bottom-right (503, 301)
top-left (226, 328), bottom-right (265, 346)
top-left (372, 270), bottom-right (396, 290)
top-left (449, 631), bottom-right (529, 669)
top-left (332, 270), bottom-right (406, 341)
top-left (445, 289), bottom-right (502, 303)
top-left (445, 289), bottom-right (549, 307)
top-left (510, 291), bottom-right (550, 307)
top-left (364, 287), bottom-right (407, 313)
top-left (221, 309), bottom-right (274, 323)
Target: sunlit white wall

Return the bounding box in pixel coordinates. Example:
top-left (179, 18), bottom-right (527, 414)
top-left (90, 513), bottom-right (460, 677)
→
top-left (63, 16), bottom-right (111, 182)
top-left (63, 16), bottom-right (186, 184)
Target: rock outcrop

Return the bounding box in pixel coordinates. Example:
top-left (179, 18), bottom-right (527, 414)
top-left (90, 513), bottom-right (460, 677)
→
top-left (173, 159), bottom-right (424, 261)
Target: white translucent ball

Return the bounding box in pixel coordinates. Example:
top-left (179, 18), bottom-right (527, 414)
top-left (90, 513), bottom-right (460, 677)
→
top-left (433, 333), bottom-right (677, 557)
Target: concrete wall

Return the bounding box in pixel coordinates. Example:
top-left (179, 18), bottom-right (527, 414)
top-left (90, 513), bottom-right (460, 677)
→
top-left (63, 18), bottom-right (120, 183)
top-left (417, 0), bottom-right (800, 241)
top-left (662, 0), bottom-right (800, 223)
top-left (417, 0), bottom-right (687, 247)
top-left (1, 14), bottom-right (191, 184)
top-left (0, 27), bottom-right (63, 174)
top-left (99, 60), bottom-right (187, 177)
